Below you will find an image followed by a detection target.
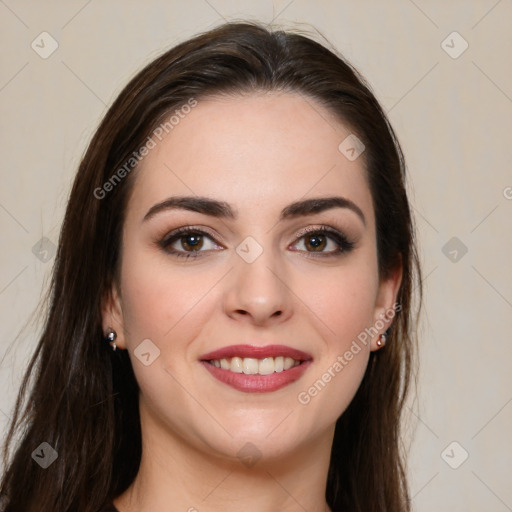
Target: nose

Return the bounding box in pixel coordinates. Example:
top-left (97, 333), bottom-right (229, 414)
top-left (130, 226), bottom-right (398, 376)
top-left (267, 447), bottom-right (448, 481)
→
top-left (222, 246), bottom-right (293, 327)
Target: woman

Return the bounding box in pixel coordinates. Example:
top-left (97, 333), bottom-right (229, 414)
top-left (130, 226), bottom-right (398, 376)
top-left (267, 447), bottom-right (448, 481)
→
top-left (1, 21), bottom-right (421, 512)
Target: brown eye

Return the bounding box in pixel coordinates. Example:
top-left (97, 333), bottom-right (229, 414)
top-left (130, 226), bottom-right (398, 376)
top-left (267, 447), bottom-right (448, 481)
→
top-left (180, 233), bottom-right (204, 251)
top-left (290, 227), bottom-right (355, 256)
top-left (305, 234), bottom-right (327, 252)
top-left (159, 227), bottom-right (223, 258)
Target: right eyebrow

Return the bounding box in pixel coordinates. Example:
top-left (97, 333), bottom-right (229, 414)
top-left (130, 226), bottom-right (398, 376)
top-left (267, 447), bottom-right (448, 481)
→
top-left (143, 196), bottom-right (236, 223)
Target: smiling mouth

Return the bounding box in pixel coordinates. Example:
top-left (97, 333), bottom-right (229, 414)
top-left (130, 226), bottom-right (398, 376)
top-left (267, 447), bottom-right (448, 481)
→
top-left (199, 344), bottom-right (313, 392)
top-left (205, 356), bottom-right (303, 375)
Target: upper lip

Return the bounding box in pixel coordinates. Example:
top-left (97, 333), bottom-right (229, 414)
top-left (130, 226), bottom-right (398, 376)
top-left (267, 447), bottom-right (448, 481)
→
top-left (199, 344), bottom-right (313, 362)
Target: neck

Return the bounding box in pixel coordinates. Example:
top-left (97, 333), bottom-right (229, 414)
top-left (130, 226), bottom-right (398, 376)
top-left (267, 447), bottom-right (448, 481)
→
top-left (114, 400), bottom-right (334, 512)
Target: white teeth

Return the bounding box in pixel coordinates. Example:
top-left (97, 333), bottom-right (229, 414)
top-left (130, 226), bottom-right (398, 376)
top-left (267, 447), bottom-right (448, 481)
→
top-left (274, 356), bottom-right (284, 372)
top-left (243, 358), bottom-right (259, 374)
top-left (284, 357), bottom-right (295, 370)
top-left (258, 357), bottom-right (275, 375)
top-left (230, 357), bottom-right (243, 373)
top-left (208, 356), bottom-right (303, 375)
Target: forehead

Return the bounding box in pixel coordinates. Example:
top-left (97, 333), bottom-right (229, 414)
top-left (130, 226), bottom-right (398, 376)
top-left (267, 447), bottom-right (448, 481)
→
top-left (128, 92), bottom-right (373, 223)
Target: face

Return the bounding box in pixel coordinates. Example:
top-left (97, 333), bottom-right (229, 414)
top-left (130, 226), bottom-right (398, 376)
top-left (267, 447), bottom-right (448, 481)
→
top-left (103, 91), bottom-right (401, 465)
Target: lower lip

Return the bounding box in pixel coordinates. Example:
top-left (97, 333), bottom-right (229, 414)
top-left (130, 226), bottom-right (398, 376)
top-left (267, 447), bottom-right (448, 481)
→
top-left (200, 360), bottom-right (312, 393)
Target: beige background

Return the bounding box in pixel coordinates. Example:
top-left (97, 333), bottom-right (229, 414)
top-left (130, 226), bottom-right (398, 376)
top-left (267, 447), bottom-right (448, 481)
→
top-left (1, 1), bottom-right (511, 510)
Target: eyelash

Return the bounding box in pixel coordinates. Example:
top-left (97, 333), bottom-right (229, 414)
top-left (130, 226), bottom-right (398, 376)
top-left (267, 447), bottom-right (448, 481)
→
top-left (158, 225), bottom-right (355, 259)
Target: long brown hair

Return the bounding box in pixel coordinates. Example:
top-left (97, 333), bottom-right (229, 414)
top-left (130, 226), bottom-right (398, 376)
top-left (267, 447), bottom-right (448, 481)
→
top-left (1, 21), bottom-right (421, 511)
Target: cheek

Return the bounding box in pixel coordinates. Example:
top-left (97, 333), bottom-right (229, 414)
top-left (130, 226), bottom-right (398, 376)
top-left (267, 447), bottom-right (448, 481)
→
top-left (119, 248), bottom-right (224, 350)
top-left (293, 262), bottom-right (378, 422)
top-left (293, 252), bottom-right (378, 390)
top-left (295, 256), bottom-right (379, 347)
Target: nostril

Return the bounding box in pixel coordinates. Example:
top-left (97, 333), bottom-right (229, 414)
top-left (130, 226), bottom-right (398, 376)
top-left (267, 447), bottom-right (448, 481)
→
top-left (232, 309), bottom-right (283, 318)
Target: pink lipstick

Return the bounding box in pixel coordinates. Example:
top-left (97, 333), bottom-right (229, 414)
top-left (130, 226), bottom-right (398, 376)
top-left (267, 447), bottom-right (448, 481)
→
top-left (199, 344), bottom-right (313, 393)
top-left (200, 344), bottom-right (312, 362)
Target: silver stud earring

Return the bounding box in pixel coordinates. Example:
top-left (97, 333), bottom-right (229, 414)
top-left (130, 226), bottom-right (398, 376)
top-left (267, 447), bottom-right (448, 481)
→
top-left (106, 327), bottom-right (117, 351)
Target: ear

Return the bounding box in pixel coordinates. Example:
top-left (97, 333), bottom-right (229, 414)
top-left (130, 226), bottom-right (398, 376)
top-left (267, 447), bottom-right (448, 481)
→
top-left (101, 282), bottom-right (126, 350)
top-left (370, 259), bottom-right (403, 352)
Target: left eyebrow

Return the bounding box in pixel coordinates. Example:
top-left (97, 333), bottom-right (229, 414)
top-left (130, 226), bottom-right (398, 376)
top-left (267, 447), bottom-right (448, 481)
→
top-left (142, 195), bottom-right (366, 226)
top-left (280, 197), bottom-right (366, 226)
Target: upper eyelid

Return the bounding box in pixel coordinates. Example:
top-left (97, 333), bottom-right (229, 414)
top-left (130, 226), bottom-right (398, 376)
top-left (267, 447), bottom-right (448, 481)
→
top-left (294, 225), bottom-right (341, 236)
top-left (162, 224), bottom-right (345, 240)
top-left (162, 225), bottom-right (223, 244)
top-left (290, 224), bottom-right (352, 244)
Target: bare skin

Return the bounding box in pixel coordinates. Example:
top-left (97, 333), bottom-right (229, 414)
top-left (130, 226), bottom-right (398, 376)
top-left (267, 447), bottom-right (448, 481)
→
top-left (102, 91), bottom-right (401, 512)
